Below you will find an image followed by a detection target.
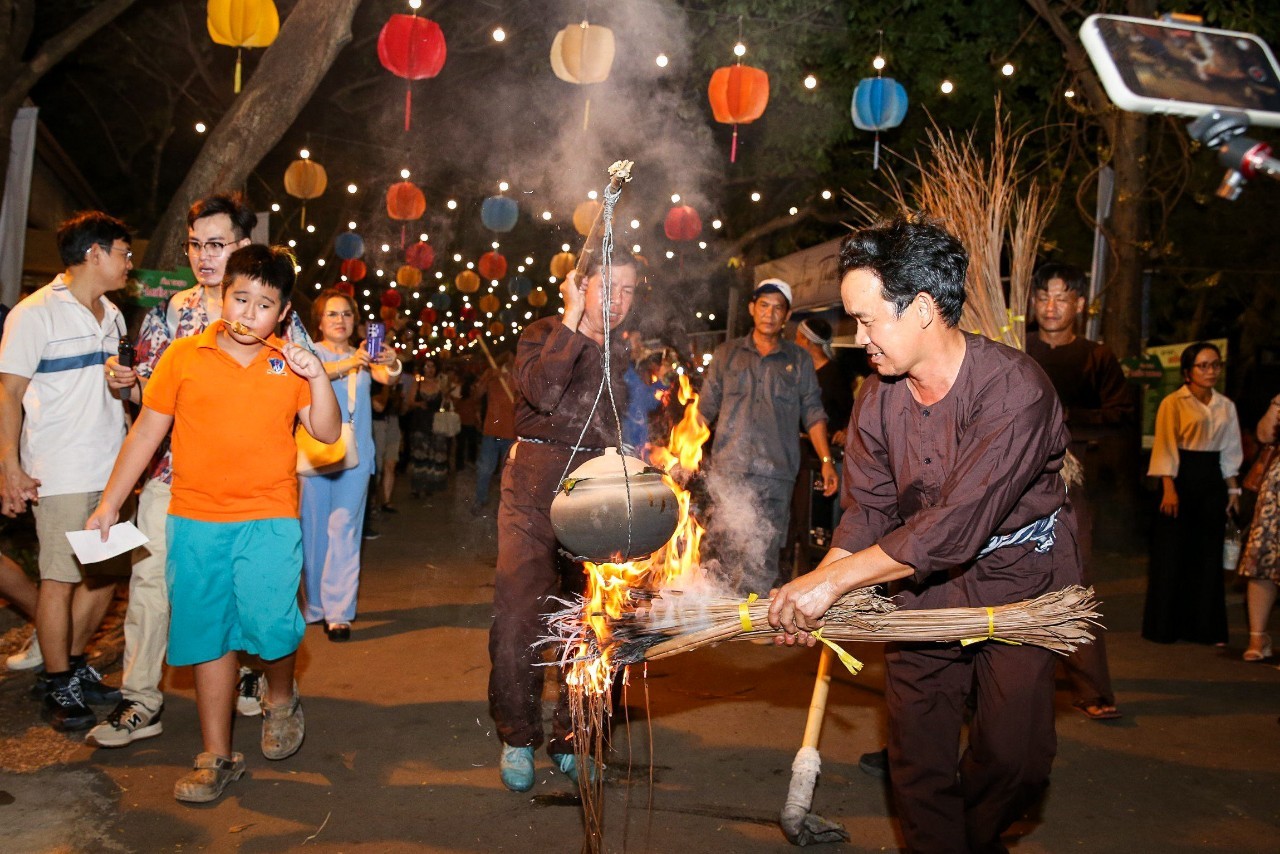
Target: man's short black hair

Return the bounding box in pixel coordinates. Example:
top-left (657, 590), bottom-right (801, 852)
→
top-left (1033, 262), bottom-right (1087, 296)
top-left (223, 244), bottom-right (296, 303)
top-left (582, 244), bottom-right (642, 281)
top-left (188, 192), bottom-right (258, 241)
top-left (838, 214), bottom-right (968, 327)
top-left (56, 211), bottom-right (131, 268)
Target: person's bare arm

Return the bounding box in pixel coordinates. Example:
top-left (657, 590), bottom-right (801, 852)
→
top-left (0, 373), bottom-right (38, 516)
top-left (85, 407), bottom-right (174, 539)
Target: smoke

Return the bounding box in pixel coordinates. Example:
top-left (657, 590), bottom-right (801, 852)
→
top-left (697, 468), bottom-right (786, 597)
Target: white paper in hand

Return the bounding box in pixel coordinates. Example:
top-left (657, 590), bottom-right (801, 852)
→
top-left (66, 522), bottom-right (149, 564)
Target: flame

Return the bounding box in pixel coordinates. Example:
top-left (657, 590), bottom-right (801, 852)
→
top-left (570, 373), bottom-right (710, 693)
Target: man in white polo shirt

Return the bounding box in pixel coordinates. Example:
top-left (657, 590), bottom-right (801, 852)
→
top-left (0, 211), bottom-right (131, 732)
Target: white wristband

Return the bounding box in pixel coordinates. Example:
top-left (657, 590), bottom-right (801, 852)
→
top-left (1228, 488), bottom-right (1242, 495)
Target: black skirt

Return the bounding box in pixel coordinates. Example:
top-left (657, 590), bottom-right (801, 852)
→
top-left (1144, 449), bottom-right (1229, 644)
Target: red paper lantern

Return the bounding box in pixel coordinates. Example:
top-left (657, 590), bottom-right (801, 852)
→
top-left (419, 306), bottom-right (437, 325)
top-left (380, 306), bottom-right (398, 325)
top-left (461, 305), bottom-right (477, 323)
top-left (340, 258), bottom-right (367, 282)
top-left (377, 14), bottom-right (447, 131)
top-left (443, 325), bottom-right (457, 339)
top-left (387, 181), bottom-right (426, 221)
top-left (467, 328), bottom-right (480, 341)
top-left (406, 240), bottom-right (435, 270)
top-left (381, 289), bottom-right (403, 309)
top-left (664, 205), bottom-right (702, 241)
top-left (336, 281), bottom-right (354, 297)
top-left (708, 65), bottom-right (770, 162)
top-left (478, 251), bottom-right (507, 281)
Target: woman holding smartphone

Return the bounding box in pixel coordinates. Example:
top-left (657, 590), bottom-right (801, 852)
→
top-left (300, 289), bottom-right (400, 641)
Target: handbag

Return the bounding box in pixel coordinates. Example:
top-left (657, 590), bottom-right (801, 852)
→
top-left (432, 402), bottom-right (462, 438)
top-left (297, 365), bottom-right (361, 476)
top-left (1243, 443), bottom-right (1279, 493)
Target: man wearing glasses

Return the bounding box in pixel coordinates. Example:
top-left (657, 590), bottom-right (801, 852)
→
top-left (88, 194), bottom-right (256, 748)
top-left (0, 211), bottom-right (133, 732)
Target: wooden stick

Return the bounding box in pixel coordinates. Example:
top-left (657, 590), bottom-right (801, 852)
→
top-left (575, 160), bottom-right (634, 277)
top-left (473, 334), bottom-right (514, 403)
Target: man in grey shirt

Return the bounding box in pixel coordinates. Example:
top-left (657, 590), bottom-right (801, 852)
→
top-left (697, 279), bottom-right (838, 592)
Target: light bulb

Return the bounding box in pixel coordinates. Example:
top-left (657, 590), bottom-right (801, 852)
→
top-left (656, 53), bottom-right (668, 68)
top-left (347, 183), bottom-right (357, 194)
top-left (194, 122), bottom-right (207, 133)
top-left (750, 192), bottom-right (761, 202)
top-left (446, 199), bottom-right (457, 210)
top-left (348, 221), bottom-right (357, 229)
top-left (491, 241), bottom-right (500, 249)
top-left (306, 224), bottom-right (316, 233)
top-left (492, 27), bottom-right (506, 42)
top-left (665, 251), bottom-right (674, 259)
top-left (803, 74), bottom-right (817, 90)
top-left (671, 193), bottom-right (681, 203)
top-left (287, 239), bottom-right (297, 248)
top-left (632, 244), bottom-right (641, 253)
top-left (821, 190), bottom-right (832, 200)
top-left (561, 244), bottom-right (570, 251)
top-left (698, 241), bottom-right (707, 249)
top-left (524, 257), bottom-right (533, 265)
top-left (420, 233), bottom-right (428, 241)
top-left (317, 259), bottom-right (325, 266)
top-left (299, 148), bottom-right (310, 159)
top-left (452, 253), bottom-right (462, 262)
top-left (1001, 63), bottom-right (1014, 77)
top-left (541, 211), bottom-right (552, 220)
top-left (629, 219), bottom-right (640, 229)
top-left (1065, 89), bottom-right (1075, 99)
top-left (271, 203), bottom-right (281, 212)
top-left (941, 80), bottom-right (954, 94)
top-left (873, 56), bottom-right (886, 71)
top-left (733, 42), bottom-right (746, 57)
top-left (381, 243), bottom-right (390, 252)
top-left (499, 181), bottom-right (509, 192)
top-left (587, 190), bottom-right (598, 200)
top-left (712, 219), bottom-right (722, 229)
top-left (400, 169), bottom-right (410, 179)
top-left (788, 207), bottom-right (798, 215)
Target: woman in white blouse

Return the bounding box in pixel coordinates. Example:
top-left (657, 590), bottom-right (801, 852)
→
top-left (1145, 342), bottom-right (1242, 645)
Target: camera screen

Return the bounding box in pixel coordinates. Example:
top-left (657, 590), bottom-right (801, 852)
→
top-left (1096, 18), bottom-right (1280, 112)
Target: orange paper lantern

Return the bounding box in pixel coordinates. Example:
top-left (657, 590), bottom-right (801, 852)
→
top-left (207, 0), bottom-right (279, 93)
top-left (708, 65), bottom-right (770, 163)
top-left (549, 252), bottom-right (576, 279)
top-left (397, 265), bottom-right (422, 288)
top-left (573, 200), bottom-right (600, 237)
top-left (478, 251), bottom-right (507, 281)
top-left (478, 294), bottom-right (500, 314)
top-left (283, 158), bottom-right (327, 228)
top-left (455, 270), bottom-right (481, 293)
top-left (490, 321), bottom-right (505, 336)
top-left (387, 181), bottom-right (426, 221)
top-left (339, 259), bottom-right (366, 282)
top-left (664, 205), bottom-right (702, 241)
top-left (529, 288), bottom-right (548, 307)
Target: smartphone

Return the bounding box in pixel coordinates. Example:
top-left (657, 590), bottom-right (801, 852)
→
top-left (1080, 14), bottom-right (1280, 127)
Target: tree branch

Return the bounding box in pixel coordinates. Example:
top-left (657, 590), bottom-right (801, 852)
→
top-left (17, 0), bottom-right (139, 92)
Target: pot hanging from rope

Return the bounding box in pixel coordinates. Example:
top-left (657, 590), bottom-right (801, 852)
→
top-left (550, 448), bottom-right (679, 563)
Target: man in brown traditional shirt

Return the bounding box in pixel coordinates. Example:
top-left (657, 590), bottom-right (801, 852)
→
top-left (488, 251), bottom-right (637, 794)
top-left (770, 216), bottom-right (1081, 852)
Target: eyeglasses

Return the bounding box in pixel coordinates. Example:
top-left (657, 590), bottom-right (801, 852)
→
top-left (185, 239), bottom-right (231, 258)
top-left (323, 310), bottom-right (355, 320)
top-left (1193, 360), bottom-right (1224, 371)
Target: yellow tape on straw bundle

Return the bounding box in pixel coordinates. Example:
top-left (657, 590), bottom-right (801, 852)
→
top-left (812, 629), bottom-right (863, 676)
top-left (960, 606), bottom-right (1022, 647)
top-left (739, 593), bottom-right (759, 631)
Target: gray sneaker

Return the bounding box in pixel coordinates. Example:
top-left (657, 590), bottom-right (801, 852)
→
top-left (260, 680), bottom-right (304, 760)
top-left (86, 700), bottom-right (163, 748)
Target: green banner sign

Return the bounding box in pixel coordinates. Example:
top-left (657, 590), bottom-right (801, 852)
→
top-left (130, 268), bottom-right (196, 308)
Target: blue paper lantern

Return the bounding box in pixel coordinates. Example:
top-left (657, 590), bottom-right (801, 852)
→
top-left (481, 196), bottom-right (519, 232)
top-left (507, 275), bottom-right (533, 299)
top-left (429, 291), bottom-right (452, 311)
top-left (851, 77), bottom-right (908, 169)
top-left (334, 231), bottom-right (364, 260)
top-left (501, 306), bottom-right (521, 325)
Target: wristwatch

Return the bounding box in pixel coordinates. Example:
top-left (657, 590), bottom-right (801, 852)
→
top-left (821, 455), bottom-right (833, 464)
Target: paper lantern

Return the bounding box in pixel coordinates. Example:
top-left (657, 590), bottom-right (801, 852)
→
top-left (478, 251), bottom-right (507, 281)
top-left (481, 196), bottom-right (519, 232)
top-left (419, 306), bottom-right (437, 325)
top-left (573, 200), bottom-right (600, 237)
top-left (708, 65), bottom-right (770, 162)
top-left (429, 291), bottom-right (452, 311)
top-left (443, 326), bottom-right (457, 339)
top-left (490, 321), bottom-right (505, 336)
top-left (550, 21), bottom-right (615, 128)
top-left (336, 281), bottom-right (354, 297)
top-left (335, 231), bottom-right (364, 260)
top-left (456, 270), bottom-right (480, 293)
top-left (380, 306), bottom-right (397, 325)
top-left (339, 259), bottom-right (366, 282)
top-left (395, 266), bottom-right (421, 289)
top-left (207, 0), bottom-right (279, 93)
top-left (479, 294), bottom-right (500, 314)
top-left (283, 158), bottom-right (327, 227)
top-left (529, 289), bottom-right (548, 307)
top-left (387, 181), bottom-right (426, 221)
top-left (377, 14), bottom-right (447, 131)
top-left (406, 240), bottom-right (435, 270)
top-left (467, 328), bottom-right (480, 342)
top-left (550, 252), bottom-right (576, 279)
top-left (664, 205), bottom-right (702, 241)
top-left (461, 305), bottom-right (477, 323)
top-left (852, 77), bottom-right (909, 170)
top-left (508, 276), bottom-right (533, 298)
top-left (381, 288), bottom-right (403, 309)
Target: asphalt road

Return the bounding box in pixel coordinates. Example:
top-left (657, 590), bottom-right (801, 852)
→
top-left (1, 470), bottom-right (1278, 853)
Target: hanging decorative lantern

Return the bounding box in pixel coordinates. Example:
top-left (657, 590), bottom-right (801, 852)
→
top-left (573, 200), bottom-right (601, 237)
top-left (708, 64), bottom-right (770, 163)
top-left (283, 157), bottom-right (327, 228)
top-left (443, 326), bottom-right (457, 339)
top-left (529, 288), bottom-right (549, 307)
top-left (478, 251), bottom-right (508, 281)
top-left (479, 294), bottom-right (501, 314)
top-left (481, 196), bottom-right (519, 233)
top-left (549, 252), bottom-right (576, 279)
top-left (550, 448), bottom-right (680, 561)
top-left (405, 240), bottom-right (435, 270)
top-left (490, 321), bottom-right (505, 336)
top-left (851, 77), bottom-right (908, 170)
top-left (466, 327), bottom-right (481, 342)
top-left (456, 270), bottom-right (481, 293)
top-left (334, 231), bottom-right (364, 260)
top-left (429, 291), bottom-right (452, 311)
top-left (381, 288), bottom-right (403, 309)
top-left (339, 259), bottom-right (367, 282)
top-left (377, 13), bottom-right (447, 131)
top-left (550, 20), bottom-right (615, 128)
top-left (419, 306), bottom-right (437, 326)
top-left (507, 276), bottom-right (533, 299)
top-left (380, 305), bottom-right (398, 325)
top-left (387, 181), bottom-right (426, 247)
top-left (336, 281), bottom-right (354, 297)
top-left (460, 304), bottom-right (478, 323)
top-left (206, 0), bottom-right (279, 93)
top-left (395, 266), bottom-right (421, 289)
top-left (664, 205), bottom-right (702, 241)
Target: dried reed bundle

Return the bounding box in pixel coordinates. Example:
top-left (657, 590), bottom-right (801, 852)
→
top-left (554, 585), bottom-right (1100, 669)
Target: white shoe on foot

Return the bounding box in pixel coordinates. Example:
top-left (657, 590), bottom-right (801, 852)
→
top-left (5, 631), bottom-right (42, 671)
top-left (86, 700), bottom-right (163, 747)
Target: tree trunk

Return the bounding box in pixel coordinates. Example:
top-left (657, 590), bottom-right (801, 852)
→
top-left (1100, 109), bottom-right (1150, 358)
top-left (143, 0), bottom-right (362, 270)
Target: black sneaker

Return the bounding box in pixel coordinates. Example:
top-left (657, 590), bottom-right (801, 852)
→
top-left (363, 527), bottom-right (382, 540)
top-left (43, 676), bottom-right (96, 732)
top-left (29, 668), bottom-right (49, 699)
top-left (74, 662), bottom-right (123, 705)
top-left (858, 747), bottom-right (889, 780)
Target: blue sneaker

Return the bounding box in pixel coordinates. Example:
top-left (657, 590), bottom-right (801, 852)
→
top-left (553, 752), bottom-right (599, 785)
top-left (499, 744), bottom-right (535, 792)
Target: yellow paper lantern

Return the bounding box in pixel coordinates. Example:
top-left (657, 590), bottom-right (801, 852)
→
top-left (529, 288), bottom-right (548, 307)
top-left (549, 251), bottom-right (576, 279)
top-left (490, 321), bottom-right (505, 336)
top-left (397, 265), bottom-right (422, 289)
top-left (550, 21), bottom-right (615, 84)
top-left (207, 0), bottom-right (280, 93)
top-left (479, 294), bottom-right (500, 314)
top-left (283, 158), bottom-right (327, 228)
top-left (572, 200), bottom-right (600, 237)
top-left (456, 270), bottom-right (481, 293)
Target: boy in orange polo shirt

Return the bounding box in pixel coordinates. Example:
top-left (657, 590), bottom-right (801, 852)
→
top-left (88, 245), bottom-right (340, 804)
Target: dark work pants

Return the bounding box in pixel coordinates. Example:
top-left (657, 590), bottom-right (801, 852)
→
top-left (885, 641), bottom-right (1057, 854)
top-left (488, 442), bottom-right (581, 755)
top-left (1059, 486), bottom-right (1115, 706)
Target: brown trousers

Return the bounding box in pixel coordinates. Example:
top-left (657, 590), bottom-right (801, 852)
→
top-left (487, 442), bottom-right (581, 754)
top-left (885, 641), bottom-right (1057, 853)
top-left (1059, 488), bottom-right (1115, 706)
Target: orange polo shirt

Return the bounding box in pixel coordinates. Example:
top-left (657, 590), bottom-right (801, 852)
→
top-left (144, 325), bottom-right (312, 522)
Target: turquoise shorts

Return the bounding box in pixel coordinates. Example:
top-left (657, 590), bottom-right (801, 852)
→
top-left (165, 515), bottom-right (306, 667)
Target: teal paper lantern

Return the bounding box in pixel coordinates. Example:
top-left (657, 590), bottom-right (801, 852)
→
top-left (507, 275), bottom-right (533, 299)
top-left (334, 231), bottom-right (364, 260)
top-left (481, 196), bottom-right (519, 232)
top-left (851, 77), bottom-right (908, 169)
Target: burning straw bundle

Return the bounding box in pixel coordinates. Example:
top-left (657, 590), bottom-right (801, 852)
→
top-left (552, 585), bottom-right (1100, 671)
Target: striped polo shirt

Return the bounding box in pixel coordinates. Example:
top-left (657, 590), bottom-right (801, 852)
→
top-left (0, 276), bottom-right (127, 496)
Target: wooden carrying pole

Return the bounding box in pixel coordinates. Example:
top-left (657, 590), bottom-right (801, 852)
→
top-left (574, 160), bottom-right (634, 278)
top-left (779, 646), bottom-right (849, 846)
top-left (473, 334), bottom-right (514, 403)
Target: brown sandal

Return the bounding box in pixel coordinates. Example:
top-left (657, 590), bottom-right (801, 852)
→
top-left (1073, 701), bottom-right (1122, 721)
top-left (174, 751), bottom-right (245, 803)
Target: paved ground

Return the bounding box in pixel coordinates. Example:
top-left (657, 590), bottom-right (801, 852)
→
top-left (1, 470), bottom-right (1278, 853)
